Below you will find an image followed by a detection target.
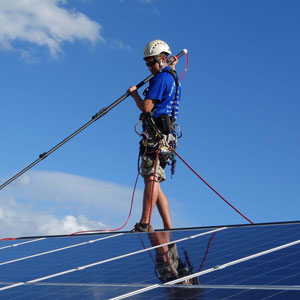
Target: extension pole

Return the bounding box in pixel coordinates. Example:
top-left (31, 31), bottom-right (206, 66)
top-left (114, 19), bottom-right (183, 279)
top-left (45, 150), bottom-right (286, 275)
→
top-left (0, 49), bottom-right (188, 191)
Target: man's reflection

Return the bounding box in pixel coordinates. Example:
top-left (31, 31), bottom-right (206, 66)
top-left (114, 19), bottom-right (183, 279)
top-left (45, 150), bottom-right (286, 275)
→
top-left (147, 231), bottom-right (199, 285)
top-left (138, 231), bottom-right (218, 299)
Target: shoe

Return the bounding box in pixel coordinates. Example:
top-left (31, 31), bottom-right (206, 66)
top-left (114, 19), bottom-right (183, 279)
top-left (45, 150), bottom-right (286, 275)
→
top-left (131, 222), bottom-right (154, 232)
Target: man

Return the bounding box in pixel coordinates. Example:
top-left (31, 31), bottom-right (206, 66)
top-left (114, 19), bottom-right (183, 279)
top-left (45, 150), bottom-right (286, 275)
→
top-left (128, 39), bottom-right (181, 232)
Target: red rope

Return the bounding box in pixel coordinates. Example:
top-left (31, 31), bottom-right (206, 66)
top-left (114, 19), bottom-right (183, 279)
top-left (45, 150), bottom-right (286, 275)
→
top-left (0, 238), bottom-right (16, 242)
top-left (170, 147), bottom-right (254, 224)
top-left (198, 232), bottom-right (217, 271)
top-left (176, 52), bottom-right (189, 81)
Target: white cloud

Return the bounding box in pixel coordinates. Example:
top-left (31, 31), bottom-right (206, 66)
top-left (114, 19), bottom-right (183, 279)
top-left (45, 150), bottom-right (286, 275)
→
top-left (12, 171), bottom-right (142, 214)
top-left (0, 170), bottom-right (184, 238)
top-left (0, 0), bottom-right (103, 58)
top-left (0, 171), bottom-right (144, 238)
top-left (111, 39), bottom-right (131, 50)
top-left (0, 198), bottom-right (107, 237)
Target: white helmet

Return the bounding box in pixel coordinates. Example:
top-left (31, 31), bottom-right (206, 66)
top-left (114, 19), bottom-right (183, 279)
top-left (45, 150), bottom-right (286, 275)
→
top-left (143, 39), bottom-right (171, 59)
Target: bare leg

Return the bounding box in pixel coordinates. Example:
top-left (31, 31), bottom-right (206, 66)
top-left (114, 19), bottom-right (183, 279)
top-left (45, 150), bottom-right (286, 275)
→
top-left (139, 174), bottom-right (172, 230)
top-left (156, 186), bottom-right (172, 229)
top-left (140, 176), bottom-right (159, 224)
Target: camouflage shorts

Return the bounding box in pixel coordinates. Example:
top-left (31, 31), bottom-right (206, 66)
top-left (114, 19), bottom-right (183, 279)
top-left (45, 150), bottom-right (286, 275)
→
top-left (141, 155), bottom-right (166, 182)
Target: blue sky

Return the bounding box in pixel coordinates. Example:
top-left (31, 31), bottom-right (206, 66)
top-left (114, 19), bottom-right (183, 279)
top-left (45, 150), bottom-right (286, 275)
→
top-left (0, 0), bottom-right (299, 237)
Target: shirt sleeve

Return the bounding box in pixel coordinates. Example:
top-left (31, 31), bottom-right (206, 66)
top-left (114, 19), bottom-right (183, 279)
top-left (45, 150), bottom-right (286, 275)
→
top-left (145, 73), bottom-right (167, 102)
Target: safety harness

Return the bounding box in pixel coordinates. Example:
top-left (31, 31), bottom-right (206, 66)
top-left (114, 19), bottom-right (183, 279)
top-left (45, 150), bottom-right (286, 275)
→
top-left (137, 68), bottom-right (181, 176)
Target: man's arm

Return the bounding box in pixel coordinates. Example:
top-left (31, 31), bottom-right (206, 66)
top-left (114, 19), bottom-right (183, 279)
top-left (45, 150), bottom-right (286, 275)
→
top-left (128, 86), bottom-right (156, 113)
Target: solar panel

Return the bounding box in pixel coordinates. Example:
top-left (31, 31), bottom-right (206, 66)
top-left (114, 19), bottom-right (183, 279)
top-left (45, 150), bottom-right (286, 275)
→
top-left (0, 221), bottom-right (300, 299)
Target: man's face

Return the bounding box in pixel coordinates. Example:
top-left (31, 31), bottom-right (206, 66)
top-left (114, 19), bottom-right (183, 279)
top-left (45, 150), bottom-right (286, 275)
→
top-left (145, 57), bottom-right (160, 74)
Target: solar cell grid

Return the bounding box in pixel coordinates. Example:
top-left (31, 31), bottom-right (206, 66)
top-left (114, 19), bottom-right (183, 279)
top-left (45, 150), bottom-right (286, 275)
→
top-left (0, 228), bottom-right (219, 284)
top-left (198, 223), bottom-right (300, 268)
top-left (0, 238), bottom-right (45, 252)
top-left (199, 244), bottom-right (300, 285)
top-left (0, 284), bottom-right (147, 300)
top-left (0, 222), bottom-right (299, 299)
top-left (0, 227), bottom-right (220, 290)
top-left (0, 234), bottom-right (125, 269)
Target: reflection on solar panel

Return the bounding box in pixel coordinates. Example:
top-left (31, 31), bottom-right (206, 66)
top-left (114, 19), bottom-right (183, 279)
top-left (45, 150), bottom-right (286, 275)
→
top-left (0, 221), bottom-right (300, 299)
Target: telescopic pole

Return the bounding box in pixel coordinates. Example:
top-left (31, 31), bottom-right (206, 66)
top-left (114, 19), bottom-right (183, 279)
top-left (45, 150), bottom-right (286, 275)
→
top-left (0, 49), bottom-right (188, 191)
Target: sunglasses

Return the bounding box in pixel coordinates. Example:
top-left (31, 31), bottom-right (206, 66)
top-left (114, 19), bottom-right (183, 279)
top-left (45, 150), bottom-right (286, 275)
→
top-left (145, 60), bottom-right (157, 67)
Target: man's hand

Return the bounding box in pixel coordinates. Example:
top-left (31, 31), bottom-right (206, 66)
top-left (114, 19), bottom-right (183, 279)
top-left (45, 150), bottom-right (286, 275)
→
top-left (127, 85), bottom-right (140, 100)
top-left (167, 56), bottom-right (178, 70)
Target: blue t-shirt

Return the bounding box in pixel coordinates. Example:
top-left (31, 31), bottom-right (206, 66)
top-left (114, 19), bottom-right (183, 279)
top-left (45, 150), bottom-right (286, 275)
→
top-left (145, 66), bottom-right (181, 120)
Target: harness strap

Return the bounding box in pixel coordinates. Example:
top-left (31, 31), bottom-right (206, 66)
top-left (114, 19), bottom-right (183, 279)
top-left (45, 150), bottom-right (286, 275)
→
top-left (161, 69), bottom-right (179, 121)
top-left (145, 113), bottom-right (163, 139)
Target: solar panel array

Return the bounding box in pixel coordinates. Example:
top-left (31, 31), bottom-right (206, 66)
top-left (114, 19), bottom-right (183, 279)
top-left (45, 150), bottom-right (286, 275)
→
top-left (0, 222), bottom-right (300, 299)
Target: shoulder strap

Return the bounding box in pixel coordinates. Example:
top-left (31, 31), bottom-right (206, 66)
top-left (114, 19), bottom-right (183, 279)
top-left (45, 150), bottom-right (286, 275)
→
top-left (162, 69), bottom-right (179, 86)
top-left (162, 69), bottom-right (179, 120)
